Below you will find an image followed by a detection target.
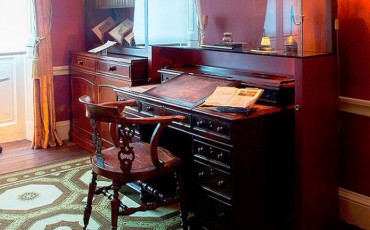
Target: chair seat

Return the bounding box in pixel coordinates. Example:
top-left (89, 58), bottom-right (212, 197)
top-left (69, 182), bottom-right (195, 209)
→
top-left (91, 142), bottom-right (181, 182)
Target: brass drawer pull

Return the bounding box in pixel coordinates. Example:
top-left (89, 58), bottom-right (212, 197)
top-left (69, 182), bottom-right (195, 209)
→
top-left (146, 106), bottom-right (154, 111)
top-left (217, 153), bottom-right (224, 160)
top-left (197, 147), bottom-right (204, 154)
top-left (78, 60), bottom-right (84, 65)
top-left (216, 126), bottom-right (224, 133)
top-left (217, 180), bottom-right (225, 187)
top-left (198, 171), bottom-right (205, 178)
top-left (108, 66), bottom-right (117, 72)
top-left (196, 120), bottom-right (204, 127)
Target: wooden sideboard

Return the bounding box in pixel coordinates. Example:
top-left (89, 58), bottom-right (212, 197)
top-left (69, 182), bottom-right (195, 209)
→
top-left (70, 52), bottom-right (148, 152)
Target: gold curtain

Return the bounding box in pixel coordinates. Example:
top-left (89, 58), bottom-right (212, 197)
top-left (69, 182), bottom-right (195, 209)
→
top-left (32, 0), bottom-right (63, 149)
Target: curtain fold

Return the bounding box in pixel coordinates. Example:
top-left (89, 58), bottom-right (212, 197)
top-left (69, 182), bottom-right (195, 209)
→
top-left (31, 0), bottom-right (62, 149)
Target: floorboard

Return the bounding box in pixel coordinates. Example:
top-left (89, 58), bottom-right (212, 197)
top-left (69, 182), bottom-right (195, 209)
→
top-left (0, 139), bottom-right (91, 175)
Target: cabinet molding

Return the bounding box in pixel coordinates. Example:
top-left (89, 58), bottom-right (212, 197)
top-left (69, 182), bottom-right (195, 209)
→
top-left (339, 96), bottom-right (370, 117)
top-left (339, 187), bottom-right (370, 229)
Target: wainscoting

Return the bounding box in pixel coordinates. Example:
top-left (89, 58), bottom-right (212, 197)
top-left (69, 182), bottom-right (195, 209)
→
top-left (339, 96), bottom-right (370, 229)
top-left (339, 188), bottom-right (370, 229)
top-left (339, 96), bottom-right (370, 118)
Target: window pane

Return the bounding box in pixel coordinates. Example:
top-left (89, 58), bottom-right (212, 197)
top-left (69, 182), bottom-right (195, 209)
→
top-left (134, 0), bottom-right (189, 45)
top-left (148, 0), bottom-right (188, 44)
top-left (0, 0), bottom-right (29, 52)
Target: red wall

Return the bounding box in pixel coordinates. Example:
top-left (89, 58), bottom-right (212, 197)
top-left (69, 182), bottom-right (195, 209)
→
top-left (51, 0), bottom-right (85, 66)
top-left (200, 0), bottom-right (267, 49)
top-left (338, 0), bottom-right (370, 197)
top-left (51, 0), bottom-right (85, 121)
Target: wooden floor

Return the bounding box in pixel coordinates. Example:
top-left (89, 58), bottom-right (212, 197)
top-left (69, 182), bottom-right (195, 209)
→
top-left (0, 139), bottom-right (91, 175)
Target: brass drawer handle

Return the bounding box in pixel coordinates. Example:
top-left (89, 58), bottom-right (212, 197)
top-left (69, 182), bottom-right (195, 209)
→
top-left (217, 153), bottom-right (224, 160)
top-left (196, 120), bottom-right (204, 127)
top-left (198, 171), bottom-right (205, 178)
top-left (197, 147), bottom-right (204, 154)
top-left (217, 180), bottom-right (225, 187)
top-left (146, 106), bottom-right (154, 112)
top-left (78, 60), bottom-right (84, 65)
top-left (108, 66), bottom-right (117, 72)
top-left (216, 126), bottom-right (224, 133)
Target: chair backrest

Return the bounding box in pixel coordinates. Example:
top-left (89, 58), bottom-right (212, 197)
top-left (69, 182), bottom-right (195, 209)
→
top-left (79, 95), bottom-right (185, 172)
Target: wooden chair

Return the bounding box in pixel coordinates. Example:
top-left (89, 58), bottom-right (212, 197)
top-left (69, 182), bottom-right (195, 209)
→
top-left (79, 95), bottom-right (188, 229)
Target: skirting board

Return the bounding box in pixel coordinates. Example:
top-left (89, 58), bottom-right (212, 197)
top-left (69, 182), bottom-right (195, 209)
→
top-left (56, 120), bottom-right (70, 141)
top-left (339, 187), bottom-right (370, 229)
top-left (339, 96), bottom-right (370, 117)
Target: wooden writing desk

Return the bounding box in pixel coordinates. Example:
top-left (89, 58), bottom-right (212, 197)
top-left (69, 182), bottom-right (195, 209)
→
top-left (115, 74), bottom-right (295, 229)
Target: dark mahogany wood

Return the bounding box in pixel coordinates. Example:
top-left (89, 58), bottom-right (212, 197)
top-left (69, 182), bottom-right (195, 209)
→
top-left (79, 95), bottom-right (188, 230)
top-left (70, 52), bottom-right (148, 153)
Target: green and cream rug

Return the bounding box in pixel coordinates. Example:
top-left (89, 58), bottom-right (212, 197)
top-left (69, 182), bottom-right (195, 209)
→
top-left (0, 157), bottom-right (182, 230)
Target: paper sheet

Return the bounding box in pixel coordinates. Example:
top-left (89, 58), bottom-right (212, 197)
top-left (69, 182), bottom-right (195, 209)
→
top-left (88, 40), bottom-right (117, 53)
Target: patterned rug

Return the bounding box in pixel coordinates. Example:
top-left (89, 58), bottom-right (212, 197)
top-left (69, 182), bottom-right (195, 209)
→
top-left (0, 157), bottom-right (182, 230)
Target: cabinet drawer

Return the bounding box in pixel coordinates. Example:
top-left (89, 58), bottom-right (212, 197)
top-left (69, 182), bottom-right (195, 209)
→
top-left (195, 194), bottom-right (231, 230)
top-left (193, 139), bottom-right (230, 169)
top-left (195, 160), bottom-right (231, 199)
top-left (96, 60), bottom-right (130, 79)
top-left (70, 56), bottom-right (95, 71)
top-left (140, 101), bottom-right (191, 127)
top-left (193, 115), bottom-right (230, 139)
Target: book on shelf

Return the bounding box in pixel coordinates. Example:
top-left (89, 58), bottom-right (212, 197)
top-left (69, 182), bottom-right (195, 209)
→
top-left (123, 31), bottom-right (135, 45)
top-left (202, 86), bottom-right (263, 112)
top-left (108, 18), bottom-right (134, 45)
top-left (92, 16), bottom-right (116, 42)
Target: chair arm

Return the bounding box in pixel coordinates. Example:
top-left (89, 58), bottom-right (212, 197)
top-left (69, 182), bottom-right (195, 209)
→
top-left (98, 100), bottom-right (137, 108)
top-left (127, 115), bottom-right (186, 125)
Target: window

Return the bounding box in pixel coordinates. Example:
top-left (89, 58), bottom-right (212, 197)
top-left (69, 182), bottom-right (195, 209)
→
top-left (0, 0), bottom-right (30, 52)
top-left (264, 0), bottom-right (294, 37)
top-left (133, 0), bottom-right (191, 46)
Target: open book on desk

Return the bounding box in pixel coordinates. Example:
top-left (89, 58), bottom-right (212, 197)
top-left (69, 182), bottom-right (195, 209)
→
top-left (202, 86), bottom-right (264, 113)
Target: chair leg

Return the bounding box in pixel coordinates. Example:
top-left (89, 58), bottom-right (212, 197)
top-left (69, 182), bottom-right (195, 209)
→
top-left (175, 170), bottom-right (188, 230)
top-left (111, 180), bottom-right (121, 230)
top-left (83, 171), bottom-right (97, 229)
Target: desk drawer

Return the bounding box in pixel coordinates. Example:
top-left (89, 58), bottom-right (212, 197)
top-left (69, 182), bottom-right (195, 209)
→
top-left (193, 138), bottom-right (230, 169)
top-left (140, 101), bottom-right (191, 127)
top-left (195, 194), bottom-right (231, 229)
top-left (70, 55), bottom-right (95, 71)
top-left (97, 60), bottom-right (130, 79)
top-left (195, 160), bottom-right (231, 199)
top-left (193, 115), bottom-right (230, 140)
